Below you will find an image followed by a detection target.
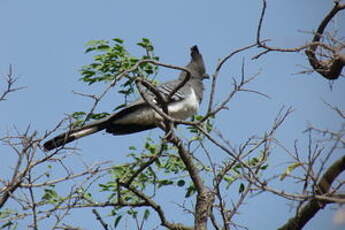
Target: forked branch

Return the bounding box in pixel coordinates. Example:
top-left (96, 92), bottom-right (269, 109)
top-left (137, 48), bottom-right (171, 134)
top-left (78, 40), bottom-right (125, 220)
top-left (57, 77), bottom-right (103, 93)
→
top-left (255, 0), bottom-right (345, 80)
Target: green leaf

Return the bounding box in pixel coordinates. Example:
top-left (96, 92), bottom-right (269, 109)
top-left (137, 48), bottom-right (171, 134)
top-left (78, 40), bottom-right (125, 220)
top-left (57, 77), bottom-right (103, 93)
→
top-left (143, 209), bottom-right (150, 220)
top-left (185, 184), bottom-right (196, 198)
top-left (83, 192), bottom-right (93, 200)
top-left (280, 162), bottom-right (303, 181)
top-left (85, 40), bottom-right (107, 47)
top-left (238, 183), bottom-right (245, 193)
top-left (90, 112), bottom-right (110, 120)
top-left (41, 188), bottom-right (59, 203)
top-left (114, 103), bottom-right (126, 111)
top-left (1, 221), bottom-right (13, 229)
top-left (0, 209), bottom-right (15, 219)
top-left (142, 38), bottom-right (150, 43)
top-left (71, 111), bottom-right (86, 120)
top-left (137, 38), bottom-right (154, 52)
top-left (114, 215), bottom-right (122, 228)
top-left (261, 164), bottom-right (269, 170)
top-left (85, 47), bottom-right (96, 53)
top-left (127, 209), bottom-right (138, 218)
top-left (177, 180), bottom-right (185, 187)
top-left (129, 146), bottom-right (136, 150)
top-left (112, 38), bottom-right (124, 44)
top-left (158, 179), bottom-right (173, 188)
top-left (194, 115), bottom-right (203, 121)
top-left (224, 175), bottom-right (235, 189)
top-left (99, 183), bottom-right (111, 191)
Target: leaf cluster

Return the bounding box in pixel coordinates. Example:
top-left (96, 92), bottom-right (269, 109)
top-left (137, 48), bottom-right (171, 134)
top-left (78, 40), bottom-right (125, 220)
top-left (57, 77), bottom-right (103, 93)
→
top-left (80, 38), bottom-right (159, 93)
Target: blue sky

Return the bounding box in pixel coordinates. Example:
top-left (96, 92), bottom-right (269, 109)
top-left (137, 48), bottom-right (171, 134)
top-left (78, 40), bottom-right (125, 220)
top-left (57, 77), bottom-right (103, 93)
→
top-left (1, 0), bottom-right (344, 229)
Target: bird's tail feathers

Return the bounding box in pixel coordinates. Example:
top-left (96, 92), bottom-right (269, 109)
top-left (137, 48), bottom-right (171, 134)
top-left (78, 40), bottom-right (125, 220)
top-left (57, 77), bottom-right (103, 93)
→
top-left (43, 122), bottom-right (105, 151)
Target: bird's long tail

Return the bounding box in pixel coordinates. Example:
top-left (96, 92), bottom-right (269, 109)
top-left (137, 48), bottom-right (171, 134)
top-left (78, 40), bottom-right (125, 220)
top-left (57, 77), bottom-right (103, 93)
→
top-left (43, 120), bottom-right (106, 151)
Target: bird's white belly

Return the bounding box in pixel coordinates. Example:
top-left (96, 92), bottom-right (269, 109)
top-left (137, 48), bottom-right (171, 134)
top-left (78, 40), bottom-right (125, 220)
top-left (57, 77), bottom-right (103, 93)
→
top-left (167, 88), bottom-right (199, 120)
top-left (114, 89), bottom-right (199, 125)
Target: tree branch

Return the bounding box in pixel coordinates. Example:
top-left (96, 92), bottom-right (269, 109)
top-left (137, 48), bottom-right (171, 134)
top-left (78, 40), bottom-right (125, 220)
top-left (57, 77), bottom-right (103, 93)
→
top-left (305, 1), bottom-right (345, 80)
top-left (255, 0), bottom-right (345, 80)
top-left (92, 209), bottom-right (109, 230)
top-left (0, 65), bottom-right (25, 102)
top-left (118, 182), bottom-right (192, 230)
top-left (278, 155), bottom-right (345, 230)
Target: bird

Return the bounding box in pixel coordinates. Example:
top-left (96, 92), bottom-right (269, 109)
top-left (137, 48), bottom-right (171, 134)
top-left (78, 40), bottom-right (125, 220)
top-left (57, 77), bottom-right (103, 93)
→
top-left (43, 45), bottom-right (208, 151)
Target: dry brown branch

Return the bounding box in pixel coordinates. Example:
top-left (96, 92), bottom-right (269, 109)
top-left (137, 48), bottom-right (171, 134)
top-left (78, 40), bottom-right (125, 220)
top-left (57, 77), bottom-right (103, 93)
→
top-left (255, 0), bottom-right (345, 80)
top-left (278, 155), bottom-right (345, 230)
top-left (0, 130), bottom-right (39, 209)
top-left (19, 162), bottom-right (113, 188)
top-left (305, 1), bottom-right (345, 80)
top-left (207, 42), bottom-right (260, 114)
top-left (255, 1), bottom-right (336, 57)
top-left (123, 140), bottom-right (165, 186)
top-left (92, 209), bottom-right (109, 230)
top-left (133, 68), bottom-right (220, 229)
top-left (166, 130), bottom-right (214, 230)
top-left (118, 181), bottom-right (193, 230)
top-left (0, 65), bottom-right (25, 102)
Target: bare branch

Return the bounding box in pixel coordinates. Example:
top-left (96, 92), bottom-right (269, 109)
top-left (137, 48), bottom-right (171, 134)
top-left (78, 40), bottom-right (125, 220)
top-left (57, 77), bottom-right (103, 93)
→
top-left (166, 131), bottom-right (214, 230)
top-left (92, 209), bottom-right (109, 230)
top-left (255, 0), bottom-right (345, 80)
top-left (118, 182), bottom-right (193, 230)
top-left (278, 155), bottom-right (345, 230)
top-left (305, 1), bottom-right (345, 80)
top-left (0, 65), bottom-right (25, 102)
top-left (207, 42), bottom-right (259, 114)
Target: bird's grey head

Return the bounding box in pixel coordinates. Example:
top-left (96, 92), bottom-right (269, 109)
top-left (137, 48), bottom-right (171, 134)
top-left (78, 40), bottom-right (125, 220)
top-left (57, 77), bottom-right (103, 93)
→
top-left (179, 45), bottom-right (208, 80)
